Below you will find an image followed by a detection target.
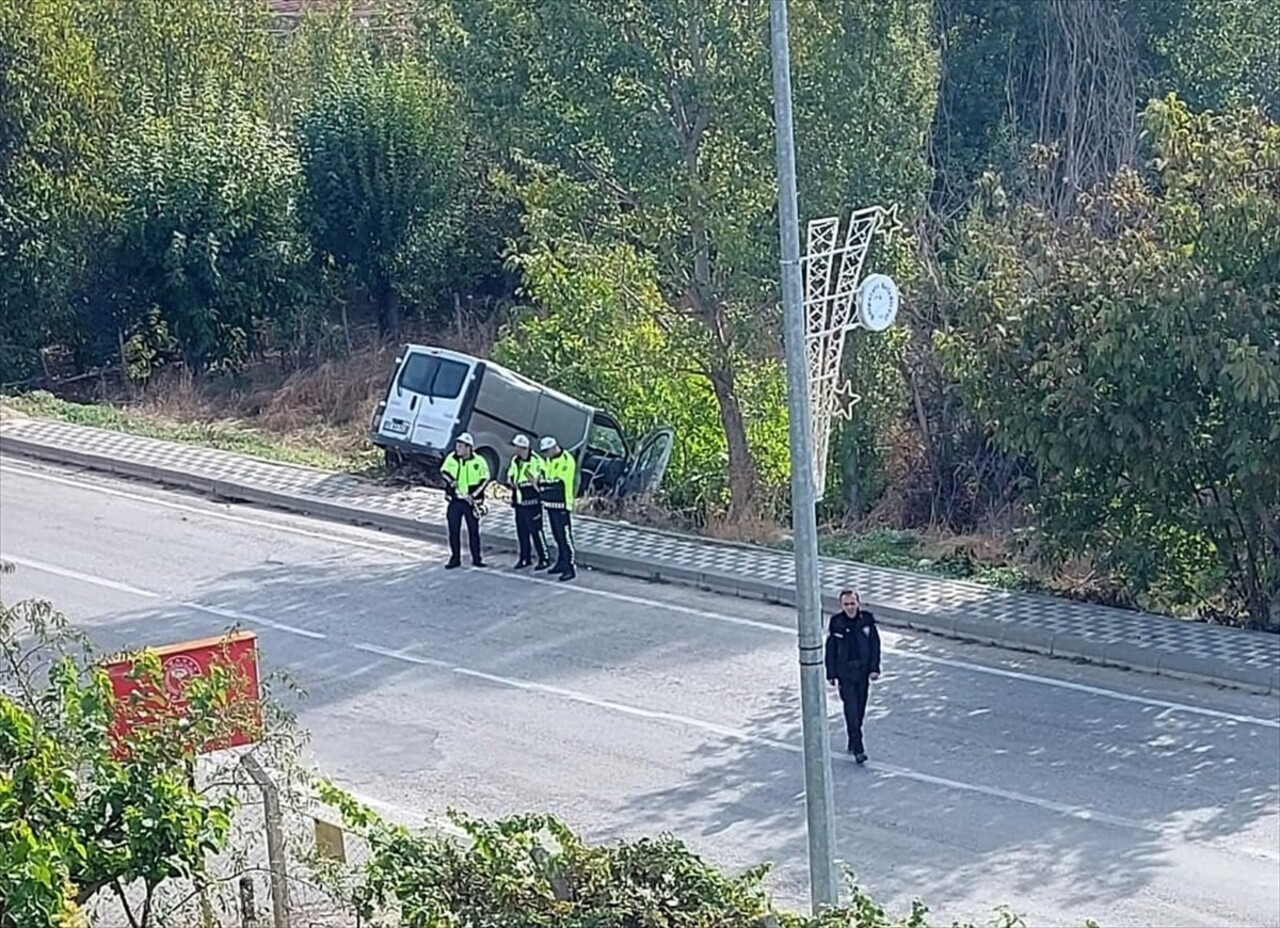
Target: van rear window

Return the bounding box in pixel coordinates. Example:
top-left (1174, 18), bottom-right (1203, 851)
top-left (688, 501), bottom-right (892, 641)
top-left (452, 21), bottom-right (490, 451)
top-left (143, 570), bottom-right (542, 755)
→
top-left (398, 354), bottom-right (470, 399)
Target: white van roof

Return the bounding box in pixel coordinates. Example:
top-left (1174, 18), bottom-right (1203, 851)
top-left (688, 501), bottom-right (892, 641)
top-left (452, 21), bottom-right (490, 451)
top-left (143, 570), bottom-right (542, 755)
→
top-left (402, 344), bottom-right (596, 414)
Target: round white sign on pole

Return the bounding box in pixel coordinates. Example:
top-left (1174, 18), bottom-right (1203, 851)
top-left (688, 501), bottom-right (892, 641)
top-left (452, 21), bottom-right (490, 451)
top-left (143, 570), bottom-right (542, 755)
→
top-left (856, 273), bottom-right (900, 332)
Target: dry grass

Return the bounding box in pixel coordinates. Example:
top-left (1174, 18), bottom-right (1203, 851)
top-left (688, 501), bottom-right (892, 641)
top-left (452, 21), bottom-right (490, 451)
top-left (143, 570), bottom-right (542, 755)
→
top-left (702, 511), bottom-right (789, 547)
top-left (10, 313), bottom-right (506, 474)
top-left (111, 347), bottom-right (396, 468)
top-left (910, 530), bottom-right (1017, 566)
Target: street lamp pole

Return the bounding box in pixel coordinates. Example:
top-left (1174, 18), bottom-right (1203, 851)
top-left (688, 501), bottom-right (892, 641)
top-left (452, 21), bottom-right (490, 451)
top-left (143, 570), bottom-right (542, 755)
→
top-left (769, 0), bottom-right (840, 913)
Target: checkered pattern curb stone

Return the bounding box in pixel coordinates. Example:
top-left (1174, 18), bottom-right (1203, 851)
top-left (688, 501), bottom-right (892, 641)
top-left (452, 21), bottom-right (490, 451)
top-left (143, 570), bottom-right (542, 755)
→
top-left (2, 414), bottom-right (1278, 694)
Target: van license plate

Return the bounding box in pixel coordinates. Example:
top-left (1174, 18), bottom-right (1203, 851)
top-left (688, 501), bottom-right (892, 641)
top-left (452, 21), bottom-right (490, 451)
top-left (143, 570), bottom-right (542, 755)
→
top-left (386, 420), bottom-right (409, 435)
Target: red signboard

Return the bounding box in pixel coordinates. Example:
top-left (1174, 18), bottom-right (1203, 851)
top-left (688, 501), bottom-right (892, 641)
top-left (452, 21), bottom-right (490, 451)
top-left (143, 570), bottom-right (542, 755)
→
top-left (104, 631), bottom-right (263, 756)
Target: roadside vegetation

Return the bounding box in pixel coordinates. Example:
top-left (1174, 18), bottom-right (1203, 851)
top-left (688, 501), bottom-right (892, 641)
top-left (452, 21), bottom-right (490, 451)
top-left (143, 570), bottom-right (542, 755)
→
top-left (2, 0), bottom-right (1275, 627)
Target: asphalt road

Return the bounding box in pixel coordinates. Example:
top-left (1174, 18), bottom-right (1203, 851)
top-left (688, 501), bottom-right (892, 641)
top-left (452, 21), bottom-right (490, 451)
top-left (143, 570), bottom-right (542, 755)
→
top-left (2, 456), bottom-right (1278, 928)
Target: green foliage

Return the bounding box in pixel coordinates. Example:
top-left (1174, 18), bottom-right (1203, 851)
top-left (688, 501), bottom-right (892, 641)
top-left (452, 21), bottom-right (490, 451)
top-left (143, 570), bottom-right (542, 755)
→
top-left (297, 49), bottom-right (464, 336)
top-left (0, 0), bottom-right (112, 384)
top-left (443, 0), bottom-right (936, 518)
top-left (2, 0), bottom-right (1278, 612)
top-left (1141, 0), bottom-right (1280, 116)
top-left (315, 788), bottom-right (1047, 928)
top-left (494, 213), bottom-right (790, 519)
top-left (939, 95), bottom-right (1280, 625)
top-left (93, 87), bottom-right (314, 375)
top-left (0, 597), bottom-right (246, 928)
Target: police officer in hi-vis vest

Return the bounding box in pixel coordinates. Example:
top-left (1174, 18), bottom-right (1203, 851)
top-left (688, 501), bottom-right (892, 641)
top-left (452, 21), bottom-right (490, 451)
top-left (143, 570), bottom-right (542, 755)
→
top-left (506, 434), bottom-right (550, 570)
top-left (440, 432), bottom-right (490, 570)
top-left (537, 436), bottom-right (576, 582)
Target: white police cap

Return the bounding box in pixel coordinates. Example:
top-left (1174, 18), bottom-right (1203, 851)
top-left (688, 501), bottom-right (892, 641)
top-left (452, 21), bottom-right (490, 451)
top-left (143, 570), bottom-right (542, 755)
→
top-left (539, 436), bottom-right (558, 452)
top-left (456, 432), bottom-right (475, 446)
top-left (511, 434), bottom-right (530, 448)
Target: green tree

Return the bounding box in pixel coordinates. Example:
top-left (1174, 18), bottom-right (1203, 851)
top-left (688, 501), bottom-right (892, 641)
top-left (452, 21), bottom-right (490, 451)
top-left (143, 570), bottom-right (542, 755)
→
top-left (435, 0), bottom-right (936, 521)
top-left (297, 50), bottom-right (464, 338)
top-left (0, 595), bottom-right (260, 928)
top-left (0, 0), bottom-right (110, 383)
top-left (1141, 0), bottom-right (1280, 117)
top-left (79, 0), bottom-right (274, 115)
top-left (496, 200), bottom-right (791, 517)
top-left (939, 95), bottom-right (1280, 626)
top-left (91, 87), bottom-right (314, 377)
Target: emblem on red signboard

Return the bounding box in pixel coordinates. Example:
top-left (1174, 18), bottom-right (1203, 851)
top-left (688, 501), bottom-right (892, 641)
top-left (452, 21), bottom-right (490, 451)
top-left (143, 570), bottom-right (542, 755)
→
top-left (163, 654), bottom-right (203, 698)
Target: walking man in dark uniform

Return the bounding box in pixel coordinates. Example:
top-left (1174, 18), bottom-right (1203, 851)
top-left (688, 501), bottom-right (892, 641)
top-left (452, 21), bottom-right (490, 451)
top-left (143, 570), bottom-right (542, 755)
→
top-left (825, 588), bottom-right (882, 763)
top-left (440, 432), bottom-right (490, 570)
top-left (538, 435), bottom-right (577, 582)
top-left (506, 434), bottom-right (550, 570)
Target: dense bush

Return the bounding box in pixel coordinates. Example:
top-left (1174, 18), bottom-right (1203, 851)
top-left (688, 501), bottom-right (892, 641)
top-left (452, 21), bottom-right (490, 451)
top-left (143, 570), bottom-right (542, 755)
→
top-left (317, 789), bottom-right (1065, 928)
top-left (939, 96), bottom-right (1280, 624)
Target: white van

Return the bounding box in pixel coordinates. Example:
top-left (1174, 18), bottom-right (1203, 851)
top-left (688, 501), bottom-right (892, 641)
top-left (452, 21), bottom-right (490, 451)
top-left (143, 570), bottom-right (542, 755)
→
top-left (369, 344), bottom-right (674, 500)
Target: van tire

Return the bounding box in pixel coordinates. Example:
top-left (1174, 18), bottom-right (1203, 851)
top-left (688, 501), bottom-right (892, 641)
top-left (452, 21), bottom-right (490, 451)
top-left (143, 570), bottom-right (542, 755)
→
top-left (384, 449), bottom-right (405, 471)
top-left (477, 448), bottom-right (500, 487)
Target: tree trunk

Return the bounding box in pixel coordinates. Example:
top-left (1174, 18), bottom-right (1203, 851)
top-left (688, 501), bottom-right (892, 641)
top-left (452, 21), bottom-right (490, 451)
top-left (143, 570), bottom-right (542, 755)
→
top-left (377, 279), bottom-right (401, 340)
top-left (708, 360), bottom-right (758, 522)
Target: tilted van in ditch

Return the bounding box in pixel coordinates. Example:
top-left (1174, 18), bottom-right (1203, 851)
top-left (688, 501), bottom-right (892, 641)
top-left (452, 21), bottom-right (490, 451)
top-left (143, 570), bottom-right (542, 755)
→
top-left (369, 344), bottom-right (674, 501)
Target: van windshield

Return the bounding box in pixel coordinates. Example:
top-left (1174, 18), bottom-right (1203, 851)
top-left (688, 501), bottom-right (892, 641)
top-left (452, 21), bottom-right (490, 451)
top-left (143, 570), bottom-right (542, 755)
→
top-left (399, 354), bottom-right (469, 399)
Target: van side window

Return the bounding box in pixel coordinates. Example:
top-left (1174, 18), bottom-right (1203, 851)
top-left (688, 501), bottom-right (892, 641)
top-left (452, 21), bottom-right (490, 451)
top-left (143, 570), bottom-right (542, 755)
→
top-left (398, 354), bottom-right (469, 399)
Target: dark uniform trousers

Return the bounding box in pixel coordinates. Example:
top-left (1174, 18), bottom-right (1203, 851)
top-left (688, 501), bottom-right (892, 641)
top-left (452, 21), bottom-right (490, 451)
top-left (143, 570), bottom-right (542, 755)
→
top-left (838, 677), bottom-right (871, 755)
top-left (546, 506), bottom-right (575, 573)
top-left (514, 489), bottom-right (549, 565)
top-left (446, 497), bottom-right (483, 564)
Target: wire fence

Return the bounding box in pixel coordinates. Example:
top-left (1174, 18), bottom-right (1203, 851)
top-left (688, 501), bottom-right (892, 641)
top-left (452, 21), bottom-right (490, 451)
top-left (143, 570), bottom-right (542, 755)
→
top-left (80, 756), bottom-right (387, 928)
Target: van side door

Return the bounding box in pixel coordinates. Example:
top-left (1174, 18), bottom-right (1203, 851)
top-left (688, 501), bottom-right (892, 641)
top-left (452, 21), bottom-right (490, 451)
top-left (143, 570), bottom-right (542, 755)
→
top-left (617, 426), bottom-right (676, 499)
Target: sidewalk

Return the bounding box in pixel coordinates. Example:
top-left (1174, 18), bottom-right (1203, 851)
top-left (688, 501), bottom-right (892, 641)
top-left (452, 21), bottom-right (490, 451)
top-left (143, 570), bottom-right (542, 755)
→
top-left (2, 413), bottom-right (1277, 694)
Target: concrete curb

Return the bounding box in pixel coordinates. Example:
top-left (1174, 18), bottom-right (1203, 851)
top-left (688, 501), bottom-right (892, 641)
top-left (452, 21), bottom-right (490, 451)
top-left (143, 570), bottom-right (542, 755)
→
top-left (2, 429), bottom-right (1275, 696)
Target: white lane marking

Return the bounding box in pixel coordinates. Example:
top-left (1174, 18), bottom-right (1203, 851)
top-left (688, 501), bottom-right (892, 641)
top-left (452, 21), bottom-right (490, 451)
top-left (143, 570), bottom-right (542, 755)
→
top-left (5, 461), bottom-right (1279, 730)
top-left (352, 641), bottom-right (448, 669)
top-left (0, 553), bottom-right (331, 641)
top-left (894, 652), bottom-right (1280, 728)
top-left (0, 460), bottom-right (421, 560)
top-left (1, 553), bottom-right (162, 599)
top-left (4, 547), bottom-right (1275, 846)
top-left (190, 602), bottom-right (329, 641)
